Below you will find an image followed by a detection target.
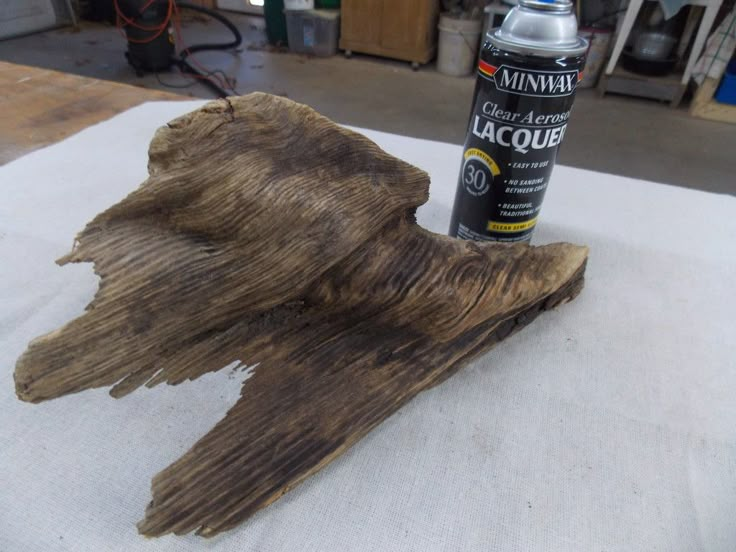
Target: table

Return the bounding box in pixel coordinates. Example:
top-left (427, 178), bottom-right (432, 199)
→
top-left (1, 100), bottom-right (735, 552)
top-left (0, 61), bottom-right (183, 165)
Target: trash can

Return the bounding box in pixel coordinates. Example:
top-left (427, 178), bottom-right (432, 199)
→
top-left (437, 14), bottom-right (482, 77)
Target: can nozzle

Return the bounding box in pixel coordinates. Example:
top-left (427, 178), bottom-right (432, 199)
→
top-left (491, 0), bottom-right (586, 56)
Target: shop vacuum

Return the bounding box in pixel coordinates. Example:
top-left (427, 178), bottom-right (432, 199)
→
top-left (115, 0), bottom-right (242, 97)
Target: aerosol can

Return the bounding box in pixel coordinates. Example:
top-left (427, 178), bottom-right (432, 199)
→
top-left (449, 0), bottom-right (588, 242)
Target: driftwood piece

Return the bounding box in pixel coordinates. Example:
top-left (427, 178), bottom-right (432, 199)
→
top-left (14, 93), bottom-right (588, 537)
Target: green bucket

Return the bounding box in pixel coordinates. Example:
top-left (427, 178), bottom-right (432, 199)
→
top-left (264, 0), bottom-right (288, 46)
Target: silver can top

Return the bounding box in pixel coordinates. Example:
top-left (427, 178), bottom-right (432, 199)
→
top-left (488, 0), bottom-right (588, 58)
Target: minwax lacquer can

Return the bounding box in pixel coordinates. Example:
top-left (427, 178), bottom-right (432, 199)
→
top-left (449, 0), bottom-right (588, 242)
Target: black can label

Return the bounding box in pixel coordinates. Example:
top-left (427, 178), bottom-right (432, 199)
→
top-left (449, 48), bottom-right (585, 242)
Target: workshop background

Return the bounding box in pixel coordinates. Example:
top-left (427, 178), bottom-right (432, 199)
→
top-left (2, 3), bottom-right (736, 551)
top-left (1, 0), bottom-right (734, 192)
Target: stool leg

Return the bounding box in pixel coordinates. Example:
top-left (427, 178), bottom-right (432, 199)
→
top-left (682, 3), bottom-right (720, 85)
top-left (605, 0), bottom-right (644, 76)
top-left (677, 6), bottom-right (702, 61)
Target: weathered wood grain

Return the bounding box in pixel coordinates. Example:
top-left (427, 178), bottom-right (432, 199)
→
top-left (14, 93), bottom-right (588, 537)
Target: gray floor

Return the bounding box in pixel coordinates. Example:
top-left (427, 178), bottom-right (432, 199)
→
top-left (1, 14), bottom-right (733, 195)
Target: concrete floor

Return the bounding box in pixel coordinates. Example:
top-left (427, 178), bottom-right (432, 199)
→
top-left (1, 13), bottom-right (733, 195)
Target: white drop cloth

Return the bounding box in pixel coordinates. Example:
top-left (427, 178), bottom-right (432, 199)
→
top-left (1, 101), bottom-right (735, 552)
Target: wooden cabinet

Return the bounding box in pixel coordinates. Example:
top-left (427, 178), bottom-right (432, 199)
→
top-left (339, 0), bottom-right (439, 66)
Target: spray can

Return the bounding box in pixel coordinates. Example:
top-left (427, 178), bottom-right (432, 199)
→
top-left (449, 0), bottom-right (587, 242)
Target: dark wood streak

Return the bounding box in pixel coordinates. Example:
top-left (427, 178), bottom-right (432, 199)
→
top-left (13, 93), bottom-right (588, 538)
